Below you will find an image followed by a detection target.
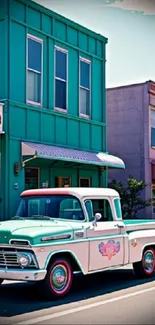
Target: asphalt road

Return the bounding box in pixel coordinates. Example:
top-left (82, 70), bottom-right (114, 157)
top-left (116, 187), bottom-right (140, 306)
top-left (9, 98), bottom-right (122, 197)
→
top-left (0, 265), bottom-right (155, 325)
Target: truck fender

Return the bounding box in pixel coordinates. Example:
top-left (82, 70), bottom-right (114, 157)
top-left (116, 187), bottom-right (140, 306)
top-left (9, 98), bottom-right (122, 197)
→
top-left (44, 249), bottom-right (85, 274)
top-left (128, 229), bottom-right (155, 263)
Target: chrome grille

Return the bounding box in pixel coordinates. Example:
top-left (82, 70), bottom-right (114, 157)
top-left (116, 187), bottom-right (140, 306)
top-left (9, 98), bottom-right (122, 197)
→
top-left (0, 249), bottom-right (37, 269)
top-left (0, 251), bottom-right (19, 267)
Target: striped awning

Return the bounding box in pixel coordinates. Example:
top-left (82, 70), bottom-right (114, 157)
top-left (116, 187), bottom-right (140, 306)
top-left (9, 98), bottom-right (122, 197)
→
top-left (21, 142), bottom-right (125, 169)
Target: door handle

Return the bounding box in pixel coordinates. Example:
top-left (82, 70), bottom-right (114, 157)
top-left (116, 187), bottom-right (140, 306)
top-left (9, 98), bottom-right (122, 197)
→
top-left (114, 223), bottom-right (124, 228)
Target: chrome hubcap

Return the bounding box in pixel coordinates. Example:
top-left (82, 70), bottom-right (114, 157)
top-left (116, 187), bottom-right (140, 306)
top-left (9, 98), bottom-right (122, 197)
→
top-left (143, 251), bottom-right (154, 272)
top-left (51, 264), bottom-right (68, 291)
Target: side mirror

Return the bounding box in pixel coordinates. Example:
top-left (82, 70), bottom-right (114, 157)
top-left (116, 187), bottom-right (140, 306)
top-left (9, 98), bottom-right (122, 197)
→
top-left (94, 213), bottom-right (102, 221)
top-left (92, 213), bottom-right (102, 227)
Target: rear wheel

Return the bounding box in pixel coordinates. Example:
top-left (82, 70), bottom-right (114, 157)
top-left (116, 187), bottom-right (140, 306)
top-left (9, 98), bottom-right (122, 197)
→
top-left (133, 248), bottom-right (155, 278)
top-left (38, 258), bottom-right (73, 300)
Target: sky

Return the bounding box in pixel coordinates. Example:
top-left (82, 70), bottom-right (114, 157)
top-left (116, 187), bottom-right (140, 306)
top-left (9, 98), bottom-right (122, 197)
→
top-left (34, 0), bottom-right (155, 88)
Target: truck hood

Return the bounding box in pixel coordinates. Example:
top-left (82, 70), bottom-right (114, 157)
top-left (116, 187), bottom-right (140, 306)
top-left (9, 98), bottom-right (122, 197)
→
top-left (0, 219), bottom-right (83, 245)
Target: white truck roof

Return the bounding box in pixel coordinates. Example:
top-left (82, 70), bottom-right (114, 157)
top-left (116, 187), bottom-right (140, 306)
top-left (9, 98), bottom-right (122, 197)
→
top-left (21, 187), bottom-right (119, 198)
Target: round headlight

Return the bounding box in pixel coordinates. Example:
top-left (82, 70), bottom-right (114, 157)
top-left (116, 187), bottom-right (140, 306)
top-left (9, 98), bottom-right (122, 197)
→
top-left (17, 254), bottom-right (31, 267)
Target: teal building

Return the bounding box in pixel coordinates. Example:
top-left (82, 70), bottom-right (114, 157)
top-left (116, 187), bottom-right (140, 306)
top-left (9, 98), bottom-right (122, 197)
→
top-left (0, 0), bottom-right (125, 220)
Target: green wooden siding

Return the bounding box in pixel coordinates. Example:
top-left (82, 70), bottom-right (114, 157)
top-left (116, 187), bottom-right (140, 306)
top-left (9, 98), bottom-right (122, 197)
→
top-left (0, 19), bottom-right (8, 100)
top-left (0, 0), bottom-right (8, 19)
top-left (9, 102), bottom-right (105, 151)
top-left (10, 21), bottom-right (26, 102)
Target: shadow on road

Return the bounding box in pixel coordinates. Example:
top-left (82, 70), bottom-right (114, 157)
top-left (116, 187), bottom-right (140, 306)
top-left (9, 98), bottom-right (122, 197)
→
top-left (0, 268), bottom-right (155, 317)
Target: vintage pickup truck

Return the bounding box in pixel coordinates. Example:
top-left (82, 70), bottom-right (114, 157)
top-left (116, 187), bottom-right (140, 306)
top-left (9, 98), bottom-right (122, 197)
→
top-left (0, 187), bottom-right (155, 300)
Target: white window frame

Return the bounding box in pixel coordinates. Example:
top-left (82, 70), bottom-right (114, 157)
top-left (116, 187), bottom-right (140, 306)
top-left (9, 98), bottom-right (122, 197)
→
top-left (79, 57), bottom-right (91, 119)
top-left (150, 107), bottom-right (155, 148)
top-left (54, 46), bottom-right (68, 113)
top-left (79, 177), bottom-right (91, 187)
top-left (26, 34), bottom-right (43, 107)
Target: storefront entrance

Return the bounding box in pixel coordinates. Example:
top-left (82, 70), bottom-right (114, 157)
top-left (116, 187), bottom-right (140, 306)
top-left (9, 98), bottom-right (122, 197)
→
top-left (24, 166), bottom-right (92, 190)
top-left (22, 141), bottom-right (125, 194)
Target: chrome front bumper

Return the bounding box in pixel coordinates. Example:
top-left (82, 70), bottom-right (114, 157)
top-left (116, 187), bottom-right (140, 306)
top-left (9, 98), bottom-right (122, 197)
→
top-left (0, 268), bottom-right (47, 281)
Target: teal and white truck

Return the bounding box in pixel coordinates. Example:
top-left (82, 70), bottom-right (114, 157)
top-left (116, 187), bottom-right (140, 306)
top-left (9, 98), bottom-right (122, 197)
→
top-left (0, 187), bottom-right (155, 300)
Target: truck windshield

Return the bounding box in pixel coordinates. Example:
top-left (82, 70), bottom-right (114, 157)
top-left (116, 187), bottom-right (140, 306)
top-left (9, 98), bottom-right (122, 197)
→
top-left (15, 195), bottom-right (84, 221)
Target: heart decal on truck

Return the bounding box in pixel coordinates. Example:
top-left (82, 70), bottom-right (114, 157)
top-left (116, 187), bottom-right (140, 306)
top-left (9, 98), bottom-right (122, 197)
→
top-left (98, 240), bottom-right (120, 260)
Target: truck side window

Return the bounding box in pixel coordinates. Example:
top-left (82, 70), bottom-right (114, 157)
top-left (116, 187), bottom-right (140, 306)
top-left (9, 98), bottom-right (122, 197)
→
top-left (85, 200), bottom-right (94, 221)
top-left (114, 198), bottom-right (122, 219)
top-left (91, 199), bottom-right (113, 222)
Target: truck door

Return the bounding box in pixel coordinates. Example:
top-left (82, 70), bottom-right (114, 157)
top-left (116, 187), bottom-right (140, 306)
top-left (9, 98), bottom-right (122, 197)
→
top-left (85, 197), bottom-right (126, 272)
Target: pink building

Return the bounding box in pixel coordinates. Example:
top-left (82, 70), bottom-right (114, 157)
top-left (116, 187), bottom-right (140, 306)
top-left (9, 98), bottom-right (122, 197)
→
top-left (107, 80), bottom-right (155, 219)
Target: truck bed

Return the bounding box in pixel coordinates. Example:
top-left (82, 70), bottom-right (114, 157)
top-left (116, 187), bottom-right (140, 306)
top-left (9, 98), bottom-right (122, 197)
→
top-left (124, 219), bottom-right (155, 233)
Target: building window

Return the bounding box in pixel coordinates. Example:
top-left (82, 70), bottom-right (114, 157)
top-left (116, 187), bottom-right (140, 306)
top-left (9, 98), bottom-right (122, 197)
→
top-left (152, 185), bottom-right (155, 215)
top-left (151, 109), bottom-right (155, 147)
top-left (27, 35), bottom-right (43, 105)
top-left (55, 176), bottom-right (71, 187)
top-left (25, 167), bottom-right (39, 190)
top-left (79, 178), bottom-right (91, 187)
top-left (55, 47), bottom-right (67, 111)
top-left (79, 57), bottom-right (91, 118)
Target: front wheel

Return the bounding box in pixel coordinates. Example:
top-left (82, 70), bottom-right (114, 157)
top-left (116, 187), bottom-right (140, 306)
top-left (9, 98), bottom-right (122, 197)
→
top-left (133, 248), bottom-right (155, 278)
top-left (38, 258), bottom-right (73, 300)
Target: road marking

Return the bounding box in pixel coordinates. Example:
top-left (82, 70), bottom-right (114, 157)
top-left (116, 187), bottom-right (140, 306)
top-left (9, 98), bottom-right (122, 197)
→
top-left (15, 285), bottom-right (155, 325)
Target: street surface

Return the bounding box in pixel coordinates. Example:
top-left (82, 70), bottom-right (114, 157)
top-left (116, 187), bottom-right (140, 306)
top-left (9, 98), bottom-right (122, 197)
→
top-left (0, 265), bottom-right (155, 324)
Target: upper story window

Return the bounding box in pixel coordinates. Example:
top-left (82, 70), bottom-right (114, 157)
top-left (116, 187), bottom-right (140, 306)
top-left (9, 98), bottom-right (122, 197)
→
top-left (27, 34), bottom-right (43, 106)
top-left (55, 47), bottom-right (68, 111)
top-left (151, 109), bottom-right (155, 147)
top-left (79, 57), bottom-right (91, 118)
